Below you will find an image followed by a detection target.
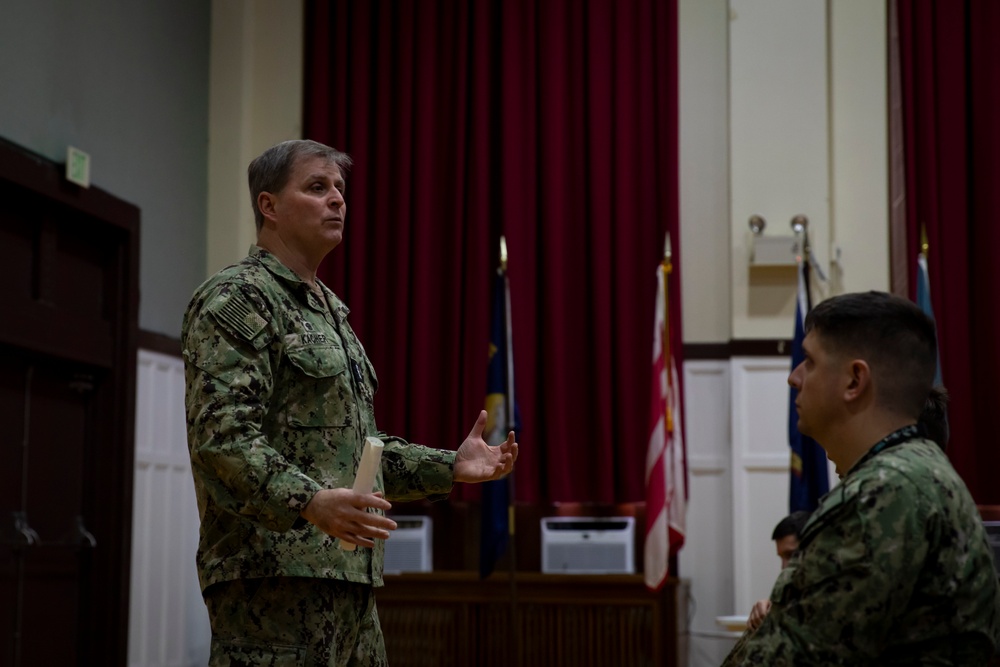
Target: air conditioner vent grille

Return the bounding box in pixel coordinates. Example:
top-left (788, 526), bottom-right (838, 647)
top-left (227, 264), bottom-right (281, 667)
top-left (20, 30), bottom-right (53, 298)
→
top-left (383, 515), bottom-right (432, 573)
top-left (541, 516), bottom-right (635, 574)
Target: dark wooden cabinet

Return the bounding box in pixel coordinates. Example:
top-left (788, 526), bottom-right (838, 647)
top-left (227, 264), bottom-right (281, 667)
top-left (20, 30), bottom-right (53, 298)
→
top-left (0, 138), bottom-right (139, 667)
top-left (377, 573), bottom-right (688, 667)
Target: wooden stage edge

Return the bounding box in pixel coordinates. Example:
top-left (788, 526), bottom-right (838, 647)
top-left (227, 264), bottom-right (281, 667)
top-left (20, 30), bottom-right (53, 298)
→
top-left (377, 572), bottom-right (688, 667)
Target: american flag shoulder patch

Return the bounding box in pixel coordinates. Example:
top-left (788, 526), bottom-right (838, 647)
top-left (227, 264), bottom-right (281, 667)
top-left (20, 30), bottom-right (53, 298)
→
top-left (211, 290), bottom-right (269, 343)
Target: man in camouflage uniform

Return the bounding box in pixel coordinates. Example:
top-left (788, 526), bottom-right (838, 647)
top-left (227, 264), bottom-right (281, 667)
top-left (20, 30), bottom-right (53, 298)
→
top-left (183, 140), bottom-right (518, 666)
top-left (746, 510), bottom-right (811, 632)
top-left (723, 291), bottom-right (1000, 666)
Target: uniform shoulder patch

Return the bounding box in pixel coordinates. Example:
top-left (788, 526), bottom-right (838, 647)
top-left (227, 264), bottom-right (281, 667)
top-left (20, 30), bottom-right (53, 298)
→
top-left (207, 288), bottom-right (271, 346)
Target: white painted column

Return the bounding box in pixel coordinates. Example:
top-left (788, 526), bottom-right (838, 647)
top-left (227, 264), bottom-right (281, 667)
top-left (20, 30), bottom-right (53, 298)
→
top-left (207, 0), bottom-right (305, 275)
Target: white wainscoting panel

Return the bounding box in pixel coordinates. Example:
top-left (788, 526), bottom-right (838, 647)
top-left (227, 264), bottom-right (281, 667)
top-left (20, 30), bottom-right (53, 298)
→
top-left (677, 361), bottom-right (738, 667)
top-left (128, 350), bottom-right (210, 667)
top-left (730, 356), bottom-right (793, 615)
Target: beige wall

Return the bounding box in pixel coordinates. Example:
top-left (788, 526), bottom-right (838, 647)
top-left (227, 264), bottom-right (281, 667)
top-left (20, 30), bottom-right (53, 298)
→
top-left (207, 0), bottom-right (305, 275)
top-left (678, 0), bottom-right (732, 343)
top-left (679, 0), bottom-right (888, 342)
top-left (828, 0), bottom-right (890, 296)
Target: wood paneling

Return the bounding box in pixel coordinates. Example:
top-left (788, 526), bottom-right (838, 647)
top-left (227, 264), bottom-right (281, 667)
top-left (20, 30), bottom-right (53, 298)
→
top-left (378, 573), bottom-right (687, 667)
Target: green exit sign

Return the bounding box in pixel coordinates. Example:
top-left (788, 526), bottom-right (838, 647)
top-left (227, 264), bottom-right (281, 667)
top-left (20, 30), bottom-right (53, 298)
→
top-left (66, 146), bottom-right (90, 188)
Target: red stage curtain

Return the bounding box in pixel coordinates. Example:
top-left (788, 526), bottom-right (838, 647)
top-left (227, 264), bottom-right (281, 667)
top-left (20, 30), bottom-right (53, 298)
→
top-left (304, 0), bottom-right (680, 504)
top-left (898, 0), bottom-right (1000, 502)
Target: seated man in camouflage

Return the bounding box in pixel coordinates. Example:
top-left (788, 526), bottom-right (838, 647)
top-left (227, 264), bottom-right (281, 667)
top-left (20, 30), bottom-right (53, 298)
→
top-left (746, 510), bottom-right (811, 632)
top-left (723, 291), bottom-right (1000, 666)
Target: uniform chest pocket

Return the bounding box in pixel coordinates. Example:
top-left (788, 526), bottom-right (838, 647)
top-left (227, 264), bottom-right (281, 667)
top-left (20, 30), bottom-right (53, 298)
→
top-left (283, 344), bottom-right (353, 428)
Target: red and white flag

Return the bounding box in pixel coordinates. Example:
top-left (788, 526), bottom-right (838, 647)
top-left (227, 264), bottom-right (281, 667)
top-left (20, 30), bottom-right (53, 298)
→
top-left (644, 263), bottom-right (687, 591)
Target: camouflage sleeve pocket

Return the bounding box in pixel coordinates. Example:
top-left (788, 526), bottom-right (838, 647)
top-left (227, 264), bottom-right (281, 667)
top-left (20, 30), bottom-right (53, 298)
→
top-left (284, 344), bottom-right (352, 428)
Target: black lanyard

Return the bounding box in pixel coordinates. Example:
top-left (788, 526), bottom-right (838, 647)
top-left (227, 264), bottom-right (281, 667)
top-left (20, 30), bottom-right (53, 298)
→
top-left (852, 423), bottom-right (921, 470)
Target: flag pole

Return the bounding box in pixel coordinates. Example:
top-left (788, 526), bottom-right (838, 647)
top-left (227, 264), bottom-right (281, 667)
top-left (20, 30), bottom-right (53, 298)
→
top-left (662, 233), bottom-right (673, 433)
top-left (915, 223), bottom-right (942, 386)
top-left (499, 235), bottom-right (519, 665)
top-left (661, 233), bottom-right (675, 580)
top-left (788, 217), bottom-right (828, 511)
top-left (645, 231), bottom-right (689, 589)
top-left (792, 216), bottom-right (813, 311)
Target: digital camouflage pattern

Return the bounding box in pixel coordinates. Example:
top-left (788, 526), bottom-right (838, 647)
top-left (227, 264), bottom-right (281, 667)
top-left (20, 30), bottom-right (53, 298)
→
top-left (723, 428), bottom-right (1000, 666)
top-left (205, 577), bottom-right (386, 667)
top-left (182, 247), bottom-right (456, 593)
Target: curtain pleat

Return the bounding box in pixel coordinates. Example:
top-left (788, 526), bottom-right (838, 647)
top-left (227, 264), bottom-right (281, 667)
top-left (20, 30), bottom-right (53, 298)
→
top-left (897, 0), bottom-right (1000, 502)
top-left (304, 0), bottom-right (681, 504)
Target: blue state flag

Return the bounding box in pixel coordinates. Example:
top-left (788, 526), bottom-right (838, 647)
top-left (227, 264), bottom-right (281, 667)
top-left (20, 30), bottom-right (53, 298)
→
top-left (916, 253), bottom-right (943, 386)
top-left (789, 260), bottom-right (829, 512)
top-left (480, 266), bottom-right (518, 579)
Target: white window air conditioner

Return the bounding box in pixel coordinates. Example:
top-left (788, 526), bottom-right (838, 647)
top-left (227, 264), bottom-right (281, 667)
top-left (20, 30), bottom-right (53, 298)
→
top-left (382, 515), bottom-right (433, 573)
top-left (540, 516), bottom-right (635, 574)
top-left (983, 521), bottom-right (1000, 576)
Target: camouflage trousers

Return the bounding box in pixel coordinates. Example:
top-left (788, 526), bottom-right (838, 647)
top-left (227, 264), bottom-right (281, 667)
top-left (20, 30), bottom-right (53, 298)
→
top-left (204, 577), bottom-right (388, 667)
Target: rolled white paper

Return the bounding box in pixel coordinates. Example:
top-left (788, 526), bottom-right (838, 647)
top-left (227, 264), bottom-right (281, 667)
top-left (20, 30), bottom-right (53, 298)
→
top-left (340, 436), bottom-right (384, 551)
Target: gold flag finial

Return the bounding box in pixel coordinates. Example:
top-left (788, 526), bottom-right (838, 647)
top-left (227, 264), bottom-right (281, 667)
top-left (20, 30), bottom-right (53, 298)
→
top-left (662, 232), bottom-right (673, 275)
top-left (920, 223), bottom-right (928, 256)
top-left (500, 235), bottom-right (508, 272)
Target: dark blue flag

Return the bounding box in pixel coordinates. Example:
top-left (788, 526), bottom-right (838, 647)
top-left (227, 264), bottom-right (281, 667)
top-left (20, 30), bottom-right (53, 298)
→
top-left (789, 260), bottom-right (829, 512)
top-left (479, 265), bottom-right (518, 578)
top-left (916, 253), bottom-right (943, 386)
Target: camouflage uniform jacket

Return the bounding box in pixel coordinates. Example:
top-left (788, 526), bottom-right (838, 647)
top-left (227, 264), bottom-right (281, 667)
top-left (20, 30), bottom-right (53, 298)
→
top-left (723, 426), bottom-right (1000, 666)
top-left (182, 246), bottom-right (456, 592)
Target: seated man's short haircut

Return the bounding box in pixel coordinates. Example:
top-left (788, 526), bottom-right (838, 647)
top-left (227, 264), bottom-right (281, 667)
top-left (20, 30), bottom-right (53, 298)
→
top-left (804, 291), bottom-right (937, 420)
top-left (772, 511), bottom-right (811, 541)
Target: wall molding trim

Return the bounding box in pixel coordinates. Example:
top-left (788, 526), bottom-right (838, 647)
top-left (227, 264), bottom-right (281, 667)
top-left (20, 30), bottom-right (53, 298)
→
top-left (684, 339), bottom-right (790, 360)
top-left (139, 329), bottom-right (182, 358)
